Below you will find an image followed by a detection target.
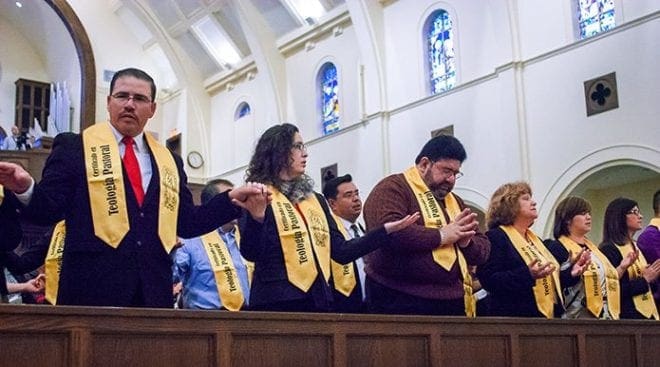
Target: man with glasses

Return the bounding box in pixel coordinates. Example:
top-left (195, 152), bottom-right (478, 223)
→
top-left (0, 67), bottom-right (268, 308)
top-left (323, 174), bottom-right (367, 313)
top-left (363, 134), bottom-right (490, 316)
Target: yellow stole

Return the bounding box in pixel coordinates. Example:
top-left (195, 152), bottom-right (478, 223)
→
top-left (500, 225), bottom-right (563, 319)
top-left (558, 236), bottom-right (620, 319)
top-left (615, 242), bottom-right (659, 320)
top-left (82, 122), bottom-right (179, 252)
top-left (402, 166), bottom-right (475, 317)
top-left (650, 218), bottom-right (660, 229)
top-left (44, 220), bottom-right (66, 305)
top-left (200, 229), bottom-right (245, 311)
top-left (330, 215), bottom-right (358, 297)
top-left (270, 187), bottom-right (330, 292)
top-left (0, 184), bottom-right (4, 205)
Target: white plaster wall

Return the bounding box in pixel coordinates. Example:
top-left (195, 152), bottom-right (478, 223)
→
top-left (387, 70), bottom-right (521, 210)
top-left (66, 0), bottom-right (163, 125)
top-left (285, 24), bottom-right (362, 140)
top-left (382, 0), bottom-right (512, 109)
top-left (523, 18), bottom-right (660, 229)
top-left (208, 74), bottom-right (267, 177)
top-left (0, 17), bottom-right (48, 133)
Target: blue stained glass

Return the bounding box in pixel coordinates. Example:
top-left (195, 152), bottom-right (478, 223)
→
top-left (578, 0), bottom-right (615, 39)
top-left (427, 10), bottom-right (456, 95)
top-left (320, 63), bottom-right (340, 135)
top-left (235, 102), bottom-right (251, 121)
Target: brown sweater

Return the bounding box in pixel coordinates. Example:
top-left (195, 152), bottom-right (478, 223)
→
top-left (363, 173), bottom-right (490, 300)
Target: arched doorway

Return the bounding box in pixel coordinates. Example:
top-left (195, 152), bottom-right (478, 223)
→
top-left (547, 164), bottom-right (659, 244)
top-left (46, 0), bottom-right (95, 130)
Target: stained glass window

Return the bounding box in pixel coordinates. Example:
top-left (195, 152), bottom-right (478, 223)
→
top-left (235, 102), bottom-right (251, 121)
top-left (426, 10), bottom-right (456, 95)
top-left (320, 63), bottom-right (340, 135)
top-left (578, 0), bottom-right (615, 39)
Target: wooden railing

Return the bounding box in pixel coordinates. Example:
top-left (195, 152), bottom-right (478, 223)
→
top-left (0, 304), bottom-right (657, 367)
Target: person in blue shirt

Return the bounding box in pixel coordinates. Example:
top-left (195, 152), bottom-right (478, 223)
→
top-left (174, 179), bottom-right (252, 310)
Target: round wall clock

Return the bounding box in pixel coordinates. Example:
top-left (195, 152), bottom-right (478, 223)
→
top-left (186, 151), bottom-right (204, 169)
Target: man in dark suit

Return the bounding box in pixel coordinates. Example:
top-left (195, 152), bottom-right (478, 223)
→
top-left (0, 186), bottom-right (23, 303)
top-left (0, 68), bottom-right (268, 308)
top-left (322, 174), bottom-right (367, 313)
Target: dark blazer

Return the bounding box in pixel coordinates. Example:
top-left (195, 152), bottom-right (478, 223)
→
top-left (0, 188), bottom-right (23, 299)
top-left (331, 223), bottom-right (366, 313)
top-left (22, 133), bottom-right (241, 308)
top-left (477, 227), bottom-right (574, 318)
top-left (330, 261), bottom-right (365, 313)
top-left (239, 192), bottom-right (387, 312)
top-left (600, 240), bottom-right (655, 319)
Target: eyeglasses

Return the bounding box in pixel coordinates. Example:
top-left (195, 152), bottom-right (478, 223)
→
top-left (291, 142), bottom-right (307, 151)
top-left (627, 208), bottom-right (641, 216)
top-left (111, 92), bottom-right (152, 105)
top-left (438, 167), bottom-right (464, 180)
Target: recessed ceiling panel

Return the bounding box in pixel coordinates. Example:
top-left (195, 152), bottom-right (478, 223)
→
top-left (250, 0), bottom-right (300, 37)
top-left (176, 30), bottom-right (221, 78)
top-left (212, 8), bottom-right (251, 58)
top-left (146, 0), bottom-right (183, 29)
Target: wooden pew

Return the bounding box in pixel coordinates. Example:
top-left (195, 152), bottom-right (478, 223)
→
top-left (0, 305), bottom-right (657, 367)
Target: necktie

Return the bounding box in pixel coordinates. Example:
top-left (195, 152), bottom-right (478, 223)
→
top-left (122, 136), bottom-right (144, 206)
top-left (350, 224), bottom-right (361, 238)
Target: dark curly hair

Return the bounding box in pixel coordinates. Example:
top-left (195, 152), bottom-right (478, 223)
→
top-left (245, 123), bottom-right (299, 188)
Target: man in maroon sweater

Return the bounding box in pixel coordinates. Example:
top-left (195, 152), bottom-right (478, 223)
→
top-left (363, 135), bottom-right (490, 316)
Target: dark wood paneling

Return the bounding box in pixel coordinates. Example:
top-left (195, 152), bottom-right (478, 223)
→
top-left (439, 335), bottom-right (509, 367)
top-left (520, 335), bottom-right (578, 367)
top-left (0, 306), bottom-right (658, 367)
top-left (92, 334), bottom-right (214, 367)
top-left (232, 334), bottom-right (331, 367)
top-left (347, 335), bottom-right (428, 367)
top-left (585, 335), bottom-right (636, 367)
top-left (0, 332), bottom-right (68, 367)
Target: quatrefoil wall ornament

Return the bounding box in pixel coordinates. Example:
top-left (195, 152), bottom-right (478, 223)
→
top-left (584, 72), bottom-right (619, 116)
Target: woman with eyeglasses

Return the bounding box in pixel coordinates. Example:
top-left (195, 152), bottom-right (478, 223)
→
top-left (238, 123), bottom-right (419, 312)
top-left (545, 197), bottom-right (627, 319)
top-left (477, 182), bottom-right (590, 318)
top-left (599, 198), bottom-right (660, 319)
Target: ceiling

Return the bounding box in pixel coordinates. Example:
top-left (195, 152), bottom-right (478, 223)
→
top-left (0, 0), bottom-right (346, 89)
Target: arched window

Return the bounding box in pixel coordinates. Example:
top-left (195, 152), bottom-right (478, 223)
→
top-left (577, 0), bottom-right (615, 39)
top-left (234, 102), bottom-right (251, 121)
top-left (319, 62), bottom-right (340, 135)
top-left (425, 9), bottom-right (456, 95)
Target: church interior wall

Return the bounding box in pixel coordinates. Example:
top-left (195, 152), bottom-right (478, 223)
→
top-left (522, 16), bottom-right (660, 228)
top-left (381, 0), bottom-right (513, 109)
top-left (0, 17), bottom-right (48, 134)
top-left (284, 23), bottom-right (362, 140)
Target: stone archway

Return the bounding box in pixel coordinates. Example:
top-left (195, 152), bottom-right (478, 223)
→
top-left (46, 0), bottom-right (95, 130)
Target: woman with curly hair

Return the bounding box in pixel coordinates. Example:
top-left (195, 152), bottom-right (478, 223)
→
top-left (599, 198), bottom-right (659, 319)
top-left (476, 182), bottom-right (589, 318)
top-left (239, 123), bottom-right (418, 312)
